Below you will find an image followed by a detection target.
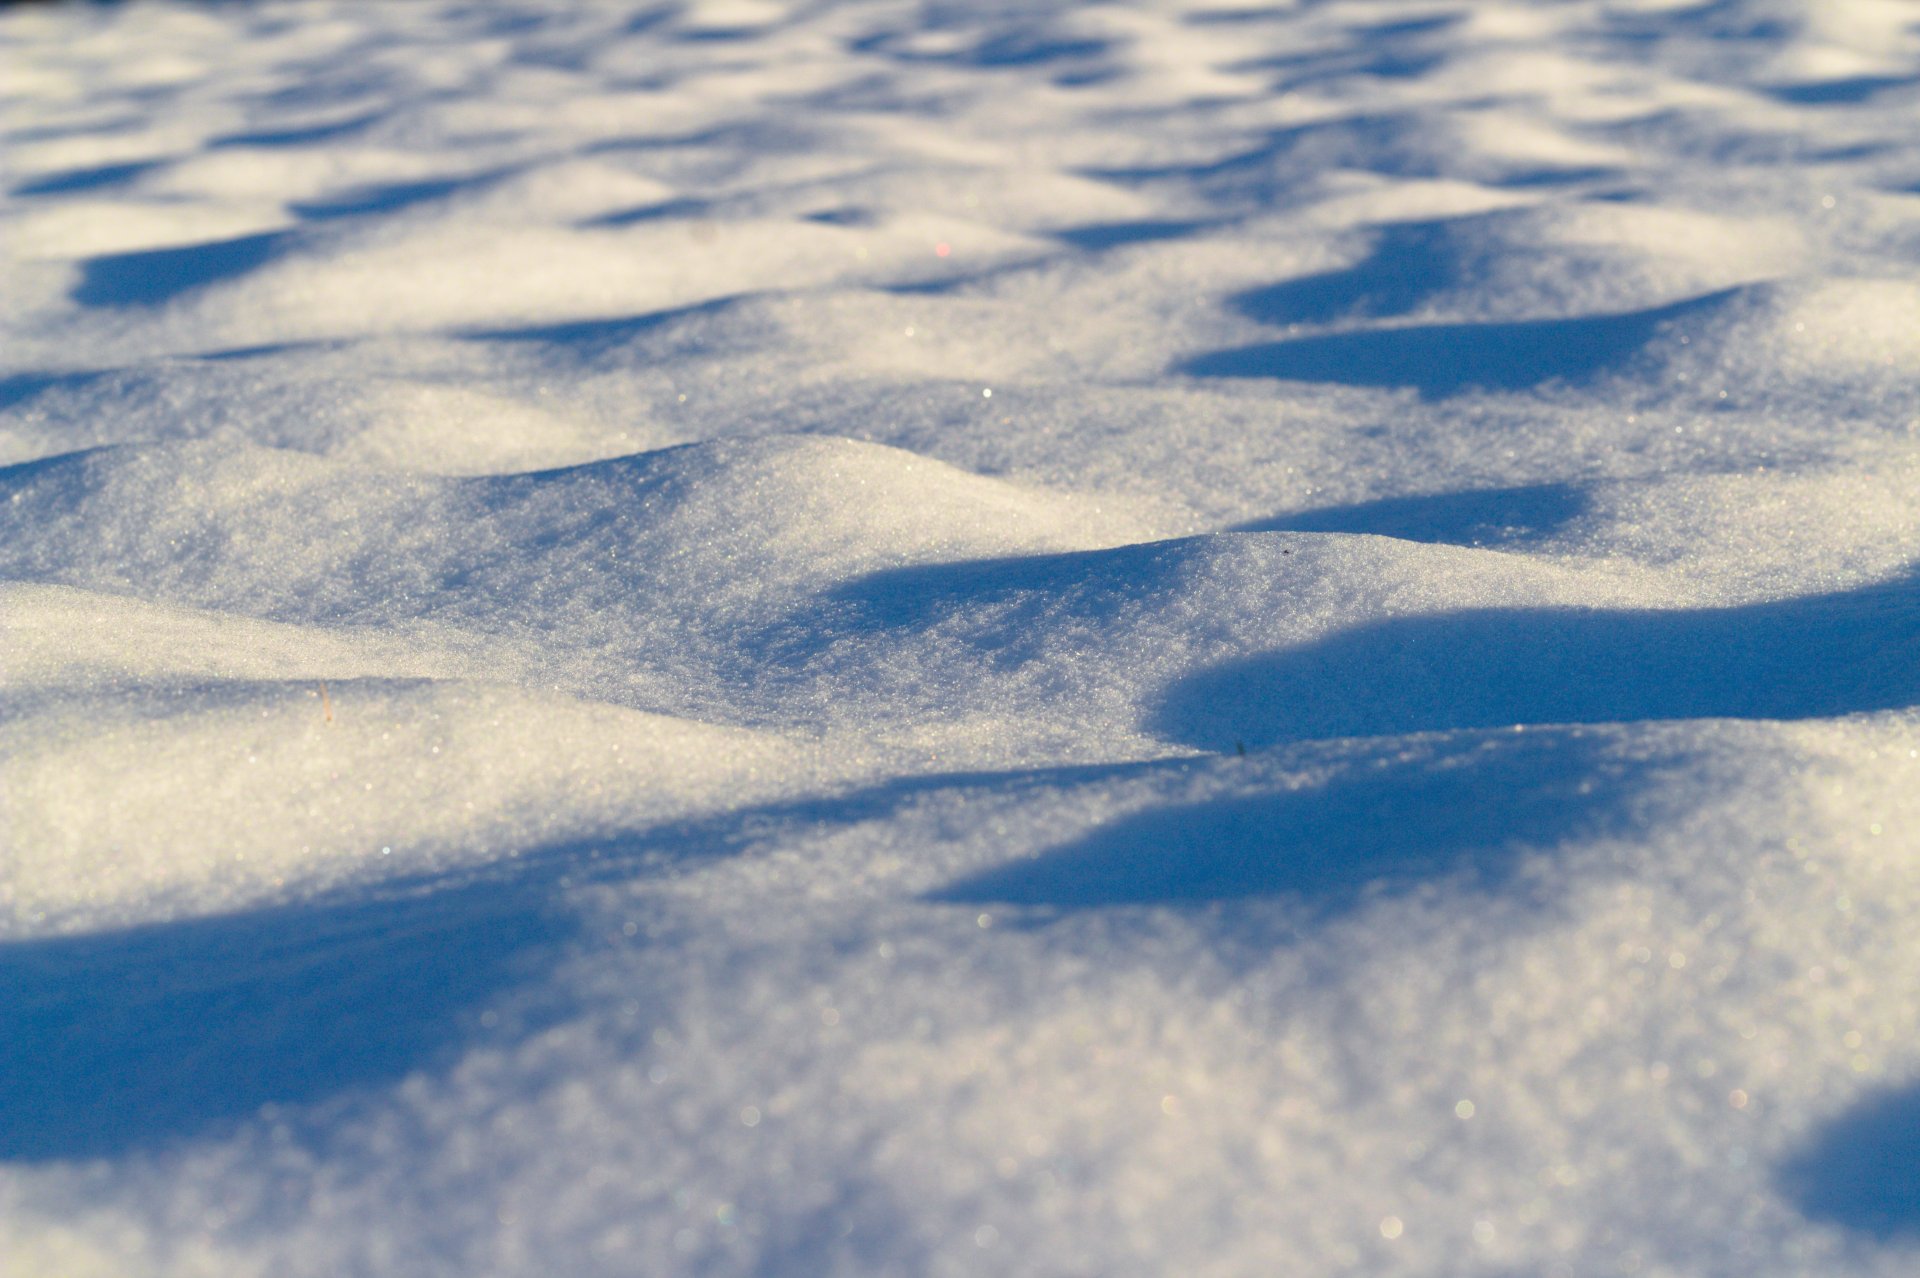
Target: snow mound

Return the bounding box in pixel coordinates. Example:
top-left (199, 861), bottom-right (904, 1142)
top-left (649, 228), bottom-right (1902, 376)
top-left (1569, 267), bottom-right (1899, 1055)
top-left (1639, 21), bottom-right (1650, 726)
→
top-left (0, 435), bottom-right (1154, 628)
top-left (2, 678), bottom-right (813, 939)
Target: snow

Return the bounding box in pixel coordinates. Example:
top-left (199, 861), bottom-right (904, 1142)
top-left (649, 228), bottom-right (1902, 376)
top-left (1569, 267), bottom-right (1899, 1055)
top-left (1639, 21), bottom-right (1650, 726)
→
top-left (3, 0), bottom-right (1920, 1273)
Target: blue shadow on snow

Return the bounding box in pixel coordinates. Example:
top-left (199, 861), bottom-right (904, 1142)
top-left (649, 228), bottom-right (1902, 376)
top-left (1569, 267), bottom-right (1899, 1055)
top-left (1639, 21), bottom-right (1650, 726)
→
top-left (0, 371), bottom-right (104, 412)
top-left (1220, 12), bottom-right (1457, 90)
top-left (819, 540), bottom-right (1185, 638)
top-left (209, 115), bottom-right (379, 149)
top-left (289, 176), bottom-right (469, 222)
top-left (1154, 568), bottom-right (1920, 752)
top-left (0, 878), bottom-right (567, 1163)
top-left (12, 159), bottom-right (160, 198)
top-left (1779, 1083), bottom-right (1920, 1241)
top-left (1597, 2), bottom-right (1791, 47)
top-left (1493, 165), bottom-right (1623, 189)
top-left (1180, 289), bottom-right (1732, 398)
top-left (1769, 76), bottom-right (1915, 106)
top-left (72, 232), bottom-right (290, 308)
top-left (582, 196), bottom-right (713, 228)
top-left (1227, 219), bottom-right (1463, 325)
top-left (1239, 482), bottom-right (1591, 547)
top-left (933, 732), bottom-right (1641, 913)
top-left (1053, 219), bottom-right (1217, 251)
top-left (848, 27), bottom-right (1111, 70)
top-left (460, 296), bottom-right (743, 357)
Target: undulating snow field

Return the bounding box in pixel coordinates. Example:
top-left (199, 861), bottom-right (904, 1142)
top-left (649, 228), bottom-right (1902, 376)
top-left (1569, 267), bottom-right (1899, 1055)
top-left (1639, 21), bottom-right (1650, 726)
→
top-left (5, 0), bottom-right (1920, 1272)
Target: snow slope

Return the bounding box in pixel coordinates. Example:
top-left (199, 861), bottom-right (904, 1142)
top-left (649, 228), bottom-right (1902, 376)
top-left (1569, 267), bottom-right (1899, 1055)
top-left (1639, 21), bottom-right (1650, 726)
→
top-left (4, 0), bottom-right (1920, 1273)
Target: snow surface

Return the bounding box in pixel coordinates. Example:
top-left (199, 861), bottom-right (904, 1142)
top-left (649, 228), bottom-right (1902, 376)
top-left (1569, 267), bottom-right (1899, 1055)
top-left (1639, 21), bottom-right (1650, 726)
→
top-left (4, 0), bottom-right (1920, 1273)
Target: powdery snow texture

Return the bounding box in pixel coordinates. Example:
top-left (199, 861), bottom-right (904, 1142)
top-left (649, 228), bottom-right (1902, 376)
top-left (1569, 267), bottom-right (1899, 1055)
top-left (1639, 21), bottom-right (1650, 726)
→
top-left (4, 1), bottom-right (1920, 1275)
